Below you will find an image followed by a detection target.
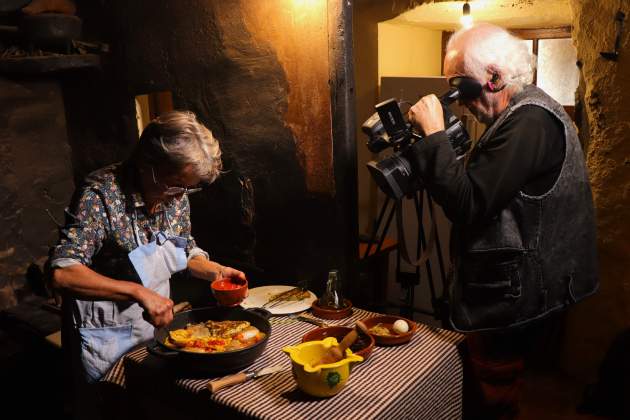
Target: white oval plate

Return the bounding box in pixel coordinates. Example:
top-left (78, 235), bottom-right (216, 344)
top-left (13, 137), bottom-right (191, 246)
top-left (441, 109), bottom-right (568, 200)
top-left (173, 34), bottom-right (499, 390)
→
top-left (240, 285), bottom-right (317, 315)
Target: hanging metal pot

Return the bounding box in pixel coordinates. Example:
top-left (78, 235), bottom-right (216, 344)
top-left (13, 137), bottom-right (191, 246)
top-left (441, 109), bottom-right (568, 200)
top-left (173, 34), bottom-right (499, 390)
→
top-left (0, 0), bottom-right (32, 14)
top-left (21, 13), bottom-right (81, 50)
top-left (0, 13), bottom-right (81, 51)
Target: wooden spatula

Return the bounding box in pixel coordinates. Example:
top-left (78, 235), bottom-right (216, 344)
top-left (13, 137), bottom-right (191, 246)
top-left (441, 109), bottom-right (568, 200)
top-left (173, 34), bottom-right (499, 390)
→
top-left (314, 320), bottom-right (368, 367)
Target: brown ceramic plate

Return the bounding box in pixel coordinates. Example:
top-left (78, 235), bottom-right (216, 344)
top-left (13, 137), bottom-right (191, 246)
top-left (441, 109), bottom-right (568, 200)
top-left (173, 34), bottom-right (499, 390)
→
top-left (301, 325), bottom-right (375, 360)
top-left (362, 315), bottom-right (417, 346)
top-left (311, 299), bottom-right (353, 320)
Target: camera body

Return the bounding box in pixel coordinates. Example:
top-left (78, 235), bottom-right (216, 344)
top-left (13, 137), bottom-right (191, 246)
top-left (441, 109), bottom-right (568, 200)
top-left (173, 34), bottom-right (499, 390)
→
top-left (362, 79), bottom-right (481, 200)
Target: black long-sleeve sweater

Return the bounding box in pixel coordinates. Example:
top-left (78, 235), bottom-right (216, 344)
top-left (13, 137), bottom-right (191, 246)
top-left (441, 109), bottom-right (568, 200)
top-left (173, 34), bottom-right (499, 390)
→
top-left (408, 104), bottom-right (565, 224)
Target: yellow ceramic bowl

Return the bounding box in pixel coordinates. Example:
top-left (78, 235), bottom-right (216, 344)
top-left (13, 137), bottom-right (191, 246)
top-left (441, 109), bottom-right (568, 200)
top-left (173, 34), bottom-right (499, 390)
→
top-left (283, 337), bottom-right (363, 397)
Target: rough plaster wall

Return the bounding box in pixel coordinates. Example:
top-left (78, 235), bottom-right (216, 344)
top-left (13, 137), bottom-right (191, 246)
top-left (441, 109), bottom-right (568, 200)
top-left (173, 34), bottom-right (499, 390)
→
top-left (109, 0), bottom-right (332, 197)
top-left (563, 0), bottom-right (630, 381)
top-left (240, 1), bottom-right (334, 194)
top-left (100, 0), bottom-right (347, 286)
top-left (395, 0), bottom-right (570, 30)
top-left (377, 22), bottom-right (443, 80)
top-left (61, 73), bottom-right (139, 183)
top-left (0, 78), bottom-right (74, 309)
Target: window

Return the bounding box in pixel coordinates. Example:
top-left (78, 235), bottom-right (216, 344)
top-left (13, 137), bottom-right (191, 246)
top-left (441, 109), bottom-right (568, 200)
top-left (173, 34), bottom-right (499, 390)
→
top-left (511, 27), bottom-right (577, 118)
top-left (134, 91), bottom-right (174, 134)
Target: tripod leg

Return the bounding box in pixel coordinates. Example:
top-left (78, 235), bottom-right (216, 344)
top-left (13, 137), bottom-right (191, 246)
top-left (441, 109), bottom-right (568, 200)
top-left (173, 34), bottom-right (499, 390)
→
top-left (376, 204), bottom-right (396, 254)
top-left (415, 191), bottom-right (439, 317)
top-left (363, 197), bottom-right (391, 259)
top-left (361, 196), bottom-right (399, 312)
top-left (426, 194), bottom-right (450, 326)
top-left (427, 194), bottom-right (448, 286)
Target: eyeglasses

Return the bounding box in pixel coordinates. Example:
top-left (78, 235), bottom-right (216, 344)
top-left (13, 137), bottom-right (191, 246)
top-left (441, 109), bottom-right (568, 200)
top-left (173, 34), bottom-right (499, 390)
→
top-left (151, 167), bottom-right (203, 197)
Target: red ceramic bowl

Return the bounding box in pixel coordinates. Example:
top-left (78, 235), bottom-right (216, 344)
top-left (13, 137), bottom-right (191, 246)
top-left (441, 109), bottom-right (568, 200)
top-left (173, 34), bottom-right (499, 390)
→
top-left (211, 278), bottom-right (248, 307)
top-left (301, 326), bottom-right (375, 360)
top-left (362, 315), bottom-right (417, 346)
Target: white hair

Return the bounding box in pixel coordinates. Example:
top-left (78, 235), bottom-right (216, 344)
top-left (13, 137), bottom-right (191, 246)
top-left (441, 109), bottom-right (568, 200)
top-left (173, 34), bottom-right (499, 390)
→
top-left (137, 110), bottom-right (222, 183)
top-left (446, 23), bottom-right (536, 94)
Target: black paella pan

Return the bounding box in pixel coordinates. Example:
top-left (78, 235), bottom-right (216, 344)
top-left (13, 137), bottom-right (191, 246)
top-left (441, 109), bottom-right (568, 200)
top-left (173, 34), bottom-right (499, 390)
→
top-left (148, 306), bottom-right (271, 375)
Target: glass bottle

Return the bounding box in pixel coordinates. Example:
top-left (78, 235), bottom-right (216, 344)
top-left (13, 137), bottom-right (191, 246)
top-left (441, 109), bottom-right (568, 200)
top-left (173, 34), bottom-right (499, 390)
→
top-left (319, 269), bottom-right (344, 309)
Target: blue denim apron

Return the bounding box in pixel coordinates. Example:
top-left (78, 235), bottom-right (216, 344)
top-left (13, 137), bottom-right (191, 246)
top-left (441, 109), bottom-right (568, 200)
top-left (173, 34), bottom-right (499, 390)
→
top-left (76, 209), bottom-right (188, 382)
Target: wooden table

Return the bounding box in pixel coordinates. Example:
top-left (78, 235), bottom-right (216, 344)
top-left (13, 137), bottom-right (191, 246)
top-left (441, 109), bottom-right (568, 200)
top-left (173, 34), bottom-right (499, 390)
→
top-left (102, 308), bottom-right (464, 420)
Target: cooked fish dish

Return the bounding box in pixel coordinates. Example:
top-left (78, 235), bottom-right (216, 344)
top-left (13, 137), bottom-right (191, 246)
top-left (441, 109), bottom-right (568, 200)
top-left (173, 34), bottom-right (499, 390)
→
top-left (267, 287), bottom-right (311, 303)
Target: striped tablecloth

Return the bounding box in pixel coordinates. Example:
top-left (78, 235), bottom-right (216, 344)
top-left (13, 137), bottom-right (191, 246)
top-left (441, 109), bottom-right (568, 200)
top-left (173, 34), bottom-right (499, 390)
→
top-left (103, 308), bottom-right (464, 420)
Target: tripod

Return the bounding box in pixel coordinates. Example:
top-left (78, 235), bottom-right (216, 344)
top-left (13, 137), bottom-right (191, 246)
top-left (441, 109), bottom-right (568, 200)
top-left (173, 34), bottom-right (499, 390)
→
top-left (362, 188), bottom-right (449, 327)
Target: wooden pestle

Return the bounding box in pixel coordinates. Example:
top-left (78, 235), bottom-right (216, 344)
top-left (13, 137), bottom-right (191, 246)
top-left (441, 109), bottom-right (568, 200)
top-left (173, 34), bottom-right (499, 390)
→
top-left (355, 320), bottom-right (370, 336)
top-left (314, 320), bottom-right (369, 367)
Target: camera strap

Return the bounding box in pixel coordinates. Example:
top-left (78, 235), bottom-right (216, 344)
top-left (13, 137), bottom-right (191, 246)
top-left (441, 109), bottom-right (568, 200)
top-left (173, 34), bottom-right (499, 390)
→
top-left (395, 198), bottom-right (437, 267)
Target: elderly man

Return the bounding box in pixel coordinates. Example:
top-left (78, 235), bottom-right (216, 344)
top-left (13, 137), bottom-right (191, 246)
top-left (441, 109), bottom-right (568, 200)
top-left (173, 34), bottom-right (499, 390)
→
top-left (407, 24), bottom-right (598, 418)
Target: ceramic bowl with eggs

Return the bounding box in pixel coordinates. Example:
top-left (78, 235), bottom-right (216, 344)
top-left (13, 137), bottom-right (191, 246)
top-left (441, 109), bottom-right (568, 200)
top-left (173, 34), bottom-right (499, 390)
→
top-left (362, 315), bottom-right (417, 345)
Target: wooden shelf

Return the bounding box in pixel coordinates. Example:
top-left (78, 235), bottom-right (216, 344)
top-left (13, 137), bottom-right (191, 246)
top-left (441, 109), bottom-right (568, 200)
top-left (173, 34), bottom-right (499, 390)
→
top-left (0, 53), bottom-right (100, 74)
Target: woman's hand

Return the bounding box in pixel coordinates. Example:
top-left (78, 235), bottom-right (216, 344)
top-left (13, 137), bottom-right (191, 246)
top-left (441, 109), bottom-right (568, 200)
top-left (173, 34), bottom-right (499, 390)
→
top-left (219, 266), bottom-right (246, 281)
top-left (408, 94), bottom-right (445, 136)
top-left (135, 286), bottom-right (174, 327)
top-left (187, 257), bottom-right (247, 283)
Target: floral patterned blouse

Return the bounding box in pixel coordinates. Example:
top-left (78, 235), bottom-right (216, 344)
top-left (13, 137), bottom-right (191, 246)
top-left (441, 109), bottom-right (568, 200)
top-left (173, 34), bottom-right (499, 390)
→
top-left (50, 162), bottom-right (208, 277)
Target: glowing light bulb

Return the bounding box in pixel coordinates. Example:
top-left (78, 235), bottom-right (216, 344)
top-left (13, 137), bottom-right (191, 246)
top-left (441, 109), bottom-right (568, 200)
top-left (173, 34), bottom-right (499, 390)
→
top-left (460, 14), bottom-right (473, 28)
top-left (460, 1), bottom-right (473, 28)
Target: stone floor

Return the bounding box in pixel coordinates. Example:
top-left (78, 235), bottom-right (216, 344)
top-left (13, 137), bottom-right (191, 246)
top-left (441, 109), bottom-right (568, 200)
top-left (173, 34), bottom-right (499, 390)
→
top-left (519, 369), bottom-right (608, 420)
top-left (410, 310), bottom-right (616, 419)
top-left (0, 296), bottom-right (68, 418)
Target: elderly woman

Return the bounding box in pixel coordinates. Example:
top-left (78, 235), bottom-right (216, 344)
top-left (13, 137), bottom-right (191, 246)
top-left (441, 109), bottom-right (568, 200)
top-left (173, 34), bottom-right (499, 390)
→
top-left (49, 111), bottom-right (245, 385)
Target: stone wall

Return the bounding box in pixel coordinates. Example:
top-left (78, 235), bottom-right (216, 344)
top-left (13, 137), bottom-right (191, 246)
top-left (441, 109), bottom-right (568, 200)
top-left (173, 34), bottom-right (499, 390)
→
top-left (563, 0), bottom-right (630, 381)
top-left (0, 78), bottom-right (74, 309)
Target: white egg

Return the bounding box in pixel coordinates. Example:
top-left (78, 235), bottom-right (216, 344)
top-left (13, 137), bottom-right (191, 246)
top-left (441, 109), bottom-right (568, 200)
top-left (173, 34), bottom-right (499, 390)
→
top-left (392, 319), bottom-right (409, 334)
top-left (240, 326), bottom-right (259, 341)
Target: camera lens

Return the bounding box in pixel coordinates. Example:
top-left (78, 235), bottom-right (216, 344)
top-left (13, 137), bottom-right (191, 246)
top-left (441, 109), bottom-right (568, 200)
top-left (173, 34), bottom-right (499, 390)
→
top-left (366, 153), bottom-right (413, 200)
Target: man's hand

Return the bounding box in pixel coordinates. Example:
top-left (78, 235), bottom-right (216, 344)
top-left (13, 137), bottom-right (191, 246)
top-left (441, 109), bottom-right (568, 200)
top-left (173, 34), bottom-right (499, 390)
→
top-left (136, 286), bottom-right (174, 327)
top-left (408, 94), bottom-right (445, 136)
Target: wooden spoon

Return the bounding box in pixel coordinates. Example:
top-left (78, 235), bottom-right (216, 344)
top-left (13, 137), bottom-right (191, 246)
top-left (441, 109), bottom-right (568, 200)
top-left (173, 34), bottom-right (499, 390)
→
top-left (314, 320), bottom-right (368, 367)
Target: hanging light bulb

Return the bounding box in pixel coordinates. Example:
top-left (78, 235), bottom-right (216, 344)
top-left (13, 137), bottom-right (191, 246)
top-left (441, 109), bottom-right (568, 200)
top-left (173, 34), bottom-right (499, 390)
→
top-left (460, 1), bottom-right (473, 28)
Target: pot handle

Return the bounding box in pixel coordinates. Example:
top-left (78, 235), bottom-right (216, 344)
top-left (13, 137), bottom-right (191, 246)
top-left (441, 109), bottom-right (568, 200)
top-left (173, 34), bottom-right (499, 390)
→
top-left (246, 307), bottom-right (272, 320)
top-left (146, 341), bottom-right (179, 358)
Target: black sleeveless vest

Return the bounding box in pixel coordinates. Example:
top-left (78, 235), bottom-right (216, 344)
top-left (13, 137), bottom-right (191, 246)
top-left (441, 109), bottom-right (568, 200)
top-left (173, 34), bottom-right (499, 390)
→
top-left (449, 85), bottom-right (599, 332)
